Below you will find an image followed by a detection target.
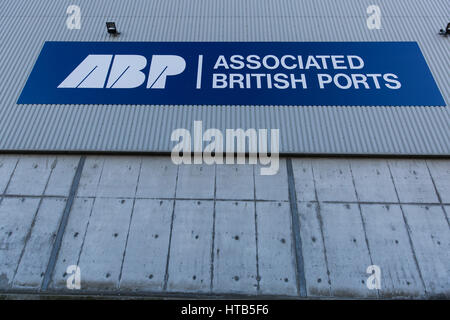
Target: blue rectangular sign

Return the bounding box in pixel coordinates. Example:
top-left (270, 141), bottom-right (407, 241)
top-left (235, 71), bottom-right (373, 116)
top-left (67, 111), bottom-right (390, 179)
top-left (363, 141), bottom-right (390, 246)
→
top-left (18, 41), bottom-right (445, 106)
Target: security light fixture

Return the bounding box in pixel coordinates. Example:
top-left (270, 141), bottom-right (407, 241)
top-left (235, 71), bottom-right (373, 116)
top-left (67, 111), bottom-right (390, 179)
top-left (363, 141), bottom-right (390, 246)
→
top-left (439, 23), bottom-right (450, 36)
top-left (106, 22), bottom-right (119, 35)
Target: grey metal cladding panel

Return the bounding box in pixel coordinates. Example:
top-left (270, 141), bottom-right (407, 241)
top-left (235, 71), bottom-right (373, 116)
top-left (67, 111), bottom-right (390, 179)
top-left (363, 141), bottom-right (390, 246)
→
top-left (0, 0), bottom-right (449, 154)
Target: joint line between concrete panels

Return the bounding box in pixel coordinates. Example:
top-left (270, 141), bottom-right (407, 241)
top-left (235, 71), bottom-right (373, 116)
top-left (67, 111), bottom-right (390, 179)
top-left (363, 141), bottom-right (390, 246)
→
top-left (41, 156), bottom-right (86, 291)
top-left (286, 158), bottom-right (307, 297)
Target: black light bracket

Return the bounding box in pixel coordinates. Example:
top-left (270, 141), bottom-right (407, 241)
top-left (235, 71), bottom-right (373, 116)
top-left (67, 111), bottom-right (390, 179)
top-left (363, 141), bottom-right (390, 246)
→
top-left (106, 22), bottom-right (120, 36)
top-left (439, 22), bottom-right (450, 36)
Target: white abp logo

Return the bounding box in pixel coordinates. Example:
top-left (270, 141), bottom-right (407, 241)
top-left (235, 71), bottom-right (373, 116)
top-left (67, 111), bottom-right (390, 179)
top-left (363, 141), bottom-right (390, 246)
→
top-left (57, 54), bottom-right (186, 89)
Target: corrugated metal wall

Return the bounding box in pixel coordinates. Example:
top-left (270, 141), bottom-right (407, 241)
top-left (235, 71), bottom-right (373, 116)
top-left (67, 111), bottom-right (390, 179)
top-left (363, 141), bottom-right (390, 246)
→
top-left (0, 0), bottom-right (449, 155)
